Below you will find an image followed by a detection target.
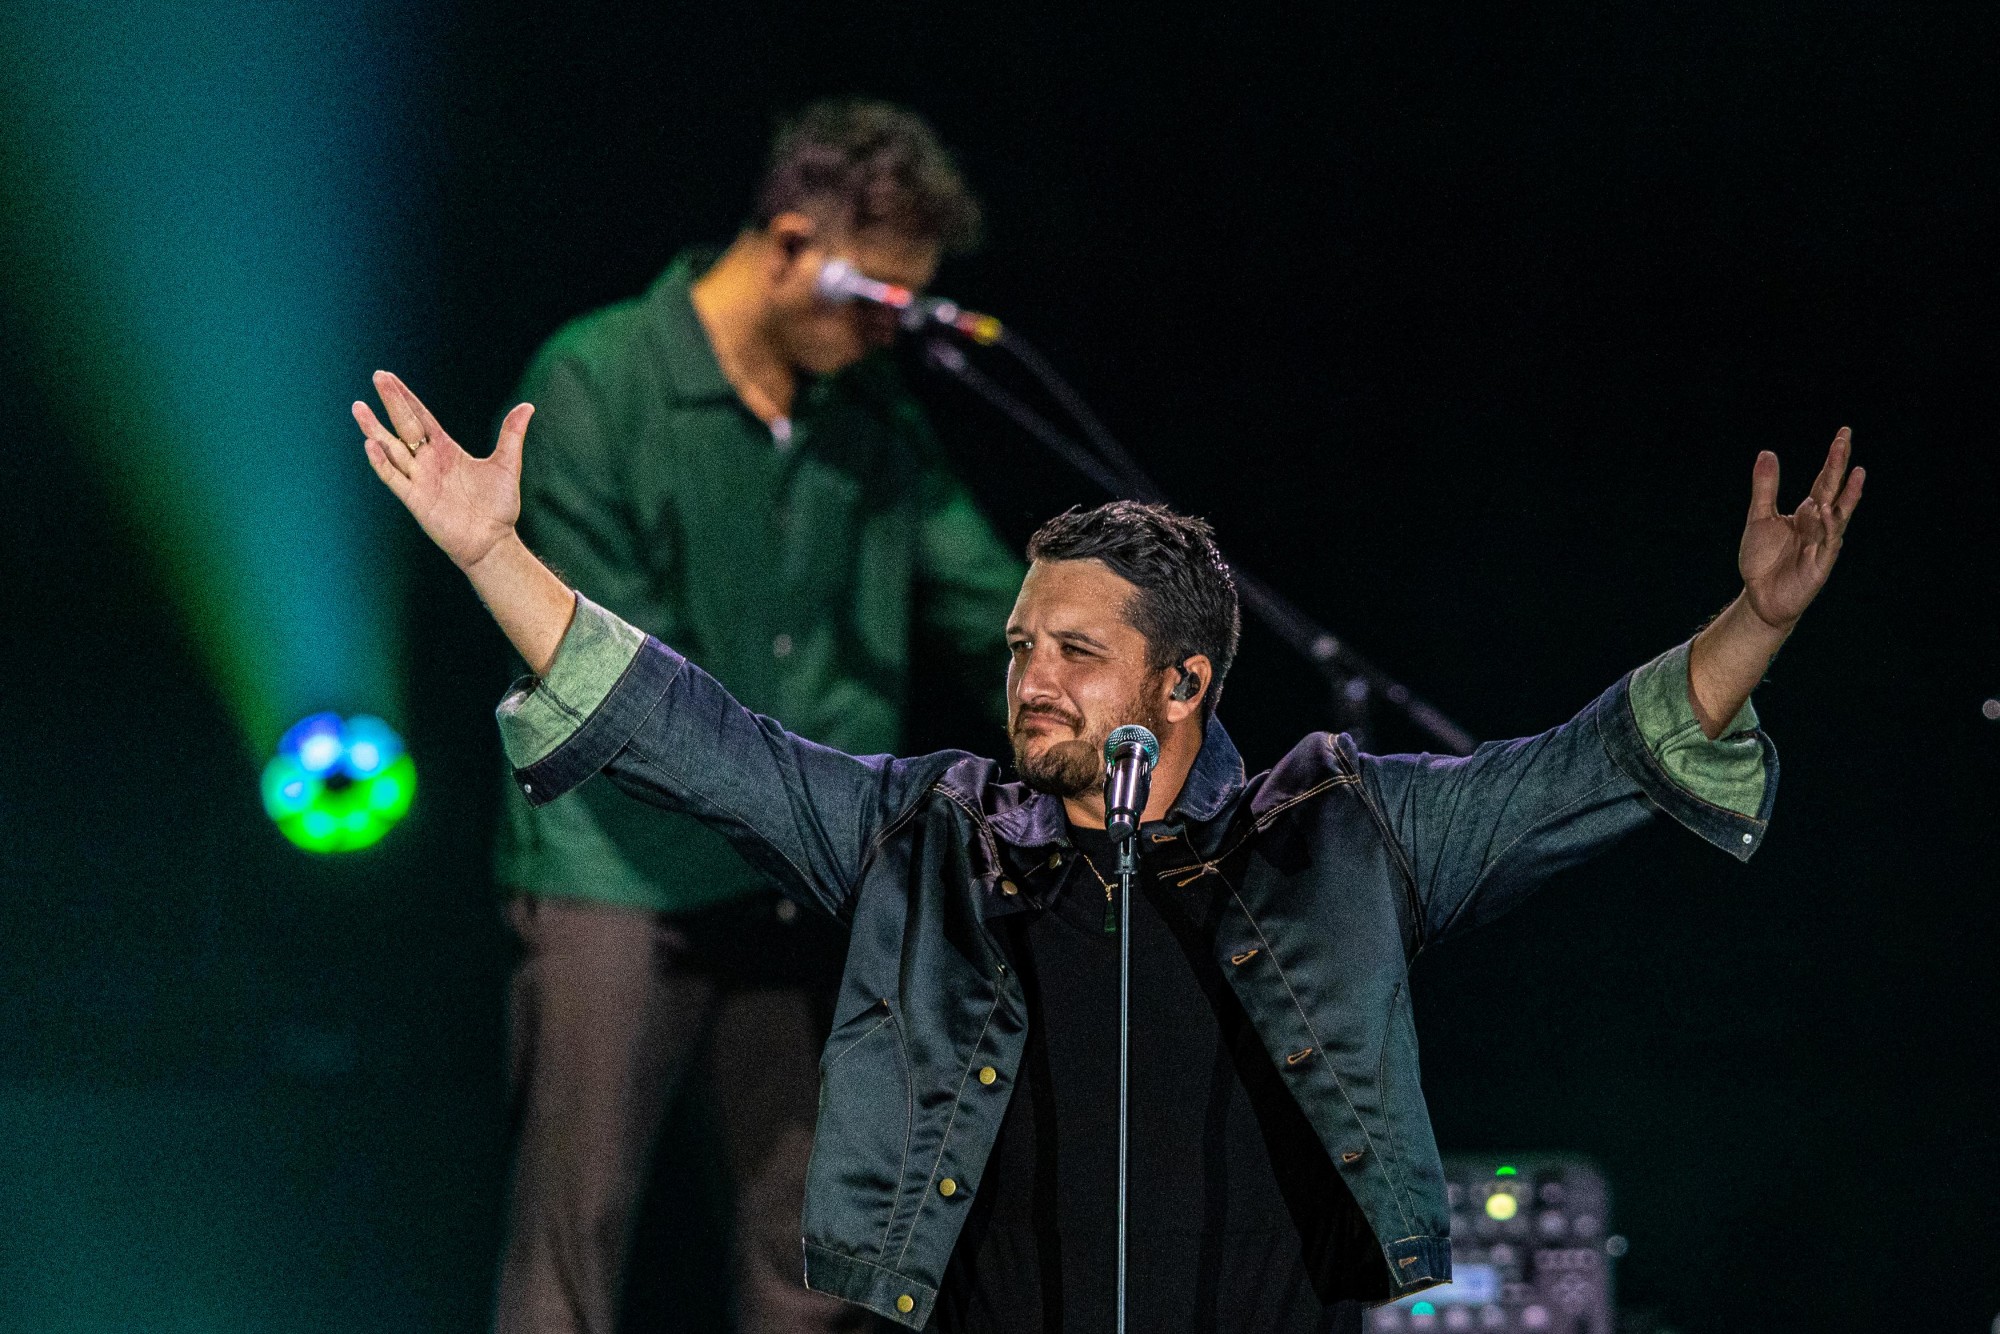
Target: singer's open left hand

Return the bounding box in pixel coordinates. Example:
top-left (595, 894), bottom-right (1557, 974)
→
top-left (1737, 428), bottom-right (1866, 632)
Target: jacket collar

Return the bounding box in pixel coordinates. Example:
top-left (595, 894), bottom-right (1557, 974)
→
top-left (645, 248), bottom-right (737, 405)
top-left (1166, 717), bottom-right (1248, 828)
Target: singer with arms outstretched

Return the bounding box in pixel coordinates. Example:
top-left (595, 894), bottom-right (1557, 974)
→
top-left (358, 372), bottom-right (1860, 1334)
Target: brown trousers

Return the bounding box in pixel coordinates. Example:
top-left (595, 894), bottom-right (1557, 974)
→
top-left (494, 894), bottom-right (871, 1334)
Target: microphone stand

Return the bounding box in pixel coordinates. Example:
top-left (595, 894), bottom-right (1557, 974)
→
top-left (921, 338), bottom-right (1474, 754)
top-left (1115, 829), bottom-right (1135, 1334)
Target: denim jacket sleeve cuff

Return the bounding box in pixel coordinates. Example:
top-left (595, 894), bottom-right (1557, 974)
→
top-left (1598, 640), bottom-right (1779, 863)
top-left (495, 593), bottom-right (682, 807)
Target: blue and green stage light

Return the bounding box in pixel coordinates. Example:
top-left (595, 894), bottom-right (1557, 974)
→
top-left (0, 1), bottom-right (428, 853)
top-left (261, 714), bottom-right (416, 853)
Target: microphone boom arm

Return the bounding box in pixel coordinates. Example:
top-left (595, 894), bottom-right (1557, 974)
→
top-left (921, 338), bottom-right (1475, 755)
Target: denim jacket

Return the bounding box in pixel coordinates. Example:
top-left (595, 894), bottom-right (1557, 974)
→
top-left (500, 597), bottom-right (1776, 1327)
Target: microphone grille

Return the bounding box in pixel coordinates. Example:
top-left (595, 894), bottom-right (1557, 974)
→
top-left (1104, 725), bottom-right (1159, 768)
top-left (815, 257), bottom-right (858, 302)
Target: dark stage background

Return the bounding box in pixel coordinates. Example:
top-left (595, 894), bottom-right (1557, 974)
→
top-left (2, 2), bottom-right (1994, 1331)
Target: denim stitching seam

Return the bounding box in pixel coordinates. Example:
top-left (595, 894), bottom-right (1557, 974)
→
top-left (1436, 775), bottom-right (1622, 940)
top-left (894, 996), bottom-right (1002, 1269)
top-left (1217, 864), bottom-right (1419, 1236)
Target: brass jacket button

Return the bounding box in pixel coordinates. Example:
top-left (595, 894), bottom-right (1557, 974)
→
top-left (978, 1066), bottom-right (998, 1085)
top-left (939, 1177), bottom-right (958, 1196)
top-left (896, 1294), bottom-right (915, 1314)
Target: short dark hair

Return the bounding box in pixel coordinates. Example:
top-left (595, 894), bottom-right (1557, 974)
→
top-left (752, 100), bottom-right (982, 253)
top-left (1027, 501), bottom-right (1242, 719)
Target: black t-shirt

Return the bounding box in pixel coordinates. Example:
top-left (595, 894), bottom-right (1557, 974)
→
top-left (932, 822), bottom-right (1370, 1334)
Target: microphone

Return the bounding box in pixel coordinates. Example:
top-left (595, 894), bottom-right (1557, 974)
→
top-left (815, 257), bottom-right (1005, 345)
top-left (1102, 725), bottom-right (1159, 845)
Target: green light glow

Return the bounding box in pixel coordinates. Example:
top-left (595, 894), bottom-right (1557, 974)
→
top-left (262, 713), bottom-right (415, 853)
top-left (0, 0), bottom-right (411, 754)
top-left (1411, 1301), bottom-right (1436, 1316)
top-left (263, 751), bottom-right (415, 854)
top-left (1495, 1164), bottom-right (1519, 1176)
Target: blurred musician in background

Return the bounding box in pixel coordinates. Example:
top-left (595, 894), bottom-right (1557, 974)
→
top-left (490, 101), bottom-right (1022, 1334)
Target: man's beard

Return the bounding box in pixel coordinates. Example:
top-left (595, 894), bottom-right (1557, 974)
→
top-left (1010, 677), bottom-right (1168, 799)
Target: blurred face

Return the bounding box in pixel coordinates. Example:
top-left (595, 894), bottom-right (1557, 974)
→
top-left (767, 216), bottom-right (942, 374)
top-left (1006, 559), bottom-right (1170, 798)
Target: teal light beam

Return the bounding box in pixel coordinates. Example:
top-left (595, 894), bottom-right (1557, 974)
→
top-left (0, 0), bottom-right (416, 753)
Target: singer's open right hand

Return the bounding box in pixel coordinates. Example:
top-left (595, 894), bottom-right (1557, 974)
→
top-left (355, 370), bottom-right (534, 573)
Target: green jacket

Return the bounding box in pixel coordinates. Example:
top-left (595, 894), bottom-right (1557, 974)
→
top-left (495, 251), bottom-right (1024, 913)
top-left (499, 598), bottom-right (1774, 1325)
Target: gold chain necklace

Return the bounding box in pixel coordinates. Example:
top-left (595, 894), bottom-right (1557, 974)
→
top-left (1074, 848), bottom-right (1119, 935)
